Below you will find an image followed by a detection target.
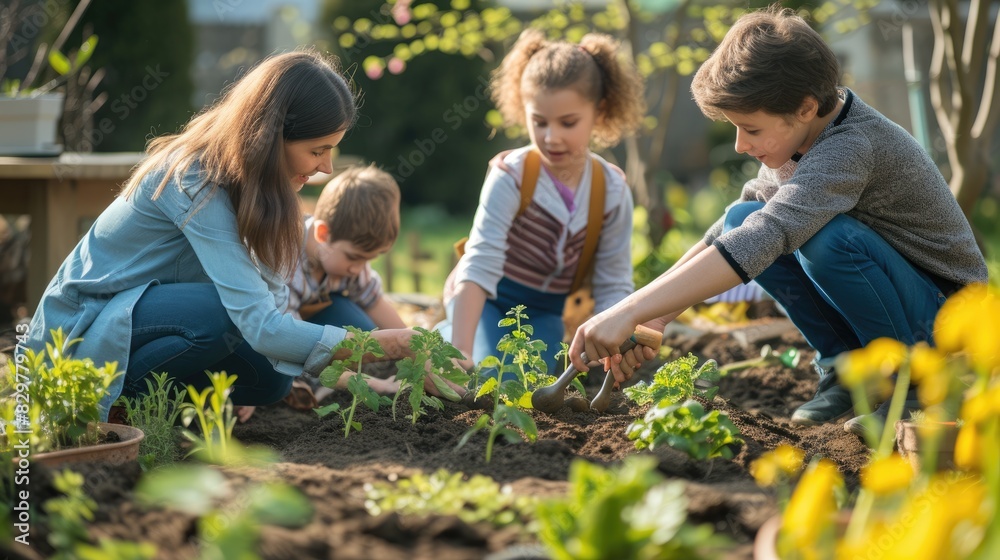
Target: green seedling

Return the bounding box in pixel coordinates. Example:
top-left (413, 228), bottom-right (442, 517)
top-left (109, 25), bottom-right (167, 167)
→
top-left (316, 326), bottom-right (392, 436)
top-left (180, 371), bottom-right (239, 463)
top-left (624, 353), bottom-right (721, 407)
top-left (456, 402), bottom-right (537, 463)
top-left (627, 399), bottom-right (744, 460)
top-left (474, 305), bottom-right (556, 410)
top-left (364, 468), bottom-right (536, 528)
top-left (553, 342), bottom-right (587, 397)
top-left (116, 372), bottom-right (187, 469)
top-left (2, 328), bottom-right (121, 453)
top-left (45, 469), bottom-right (156, 560)
top-left (718, 344), bottom-right (801, 375)
top-left (392, 327), bottom-right (469, 424)
top-left (535, 456), bottom-right (729, 560)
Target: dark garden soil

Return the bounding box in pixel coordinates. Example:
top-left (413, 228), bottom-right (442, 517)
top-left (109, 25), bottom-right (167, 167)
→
top-left (18, 309), bottom-right (872, 560)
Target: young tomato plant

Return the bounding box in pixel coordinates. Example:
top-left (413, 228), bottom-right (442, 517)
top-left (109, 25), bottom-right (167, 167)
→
top-left (316, 326), bottom-right (392, 437)
top-left (476, 305), bottom-right (556, 409)
top-left (627, 398), bottom-right (744, 460)
top-left (455, 402), bottom-right (537, 463)
top-left (392, 327), bottom-right (469, 424)
top-left (623, 353), bottom-right (721, 407)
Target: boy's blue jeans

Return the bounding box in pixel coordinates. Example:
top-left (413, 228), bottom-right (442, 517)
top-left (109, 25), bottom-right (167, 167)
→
top-left (123, 283), bottom-right (293, 405)
top-left (305, 294), bottom-right (377, 331)
top-left (723, 202), bottom-right (948, 363)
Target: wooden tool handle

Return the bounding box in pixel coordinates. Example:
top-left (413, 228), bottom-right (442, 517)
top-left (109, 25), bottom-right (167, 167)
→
top-left (627, 324), bottom-right (662, 351)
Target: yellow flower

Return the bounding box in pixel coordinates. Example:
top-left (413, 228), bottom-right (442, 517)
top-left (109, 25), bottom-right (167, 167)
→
top-left (934, 284), bottom-right (985, 354)
top-left (934, 284), bottom-right (1000, 373)
top-left (780, 459), bottom-right (842, 554)
top-left (750, 456), bottom-right (779, 487)
top-left (954, 422), bottom-right (982, 471)
top-left (751, 445), bottom-right (805, 487)
top-left (909, 343), bottom-right (945, 383)
top-left (860, 453), bottom-right (913, 495)
top-left (858, 474), bottom-right (987, 560)
top-left (773, 444), bottom-right (805, 475)
top-left (960, 388), bottom-right (993, 425)
top-left (916, 370), bottom-right (951, 407)
top-left (837, 338), bottom-right (906, 388)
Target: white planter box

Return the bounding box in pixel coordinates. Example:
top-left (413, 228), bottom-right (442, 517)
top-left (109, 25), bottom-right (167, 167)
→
top-left (0, 93), bottom-right (64, 156)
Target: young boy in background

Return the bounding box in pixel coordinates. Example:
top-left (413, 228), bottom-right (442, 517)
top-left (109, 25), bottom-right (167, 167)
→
top-left (284, 164), bottom-right (405, 406)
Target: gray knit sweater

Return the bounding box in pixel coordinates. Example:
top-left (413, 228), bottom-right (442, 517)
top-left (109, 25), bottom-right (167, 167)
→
top-left (705, 89), bottom-right (988, 288)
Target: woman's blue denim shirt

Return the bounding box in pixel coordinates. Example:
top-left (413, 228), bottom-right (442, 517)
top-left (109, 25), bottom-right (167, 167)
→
top-left (26, 158), bottom-right (345, 419)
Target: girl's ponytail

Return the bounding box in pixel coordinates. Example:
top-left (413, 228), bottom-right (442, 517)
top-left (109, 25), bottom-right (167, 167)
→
top-left (579, 34), bottom-right (645, 148)
top-left (490, 28), bottom-right (548, 129)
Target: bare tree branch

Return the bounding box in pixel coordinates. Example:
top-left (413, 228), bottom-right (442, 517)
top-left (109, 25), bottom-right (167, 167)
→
top-left (972, 10), bottom-right (1000, 139)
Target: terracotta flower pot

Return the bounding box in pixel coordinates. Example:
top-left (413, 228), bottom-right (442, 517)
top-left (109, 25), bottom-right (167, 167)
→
top-left (895, 420), bottom-right (958, 473)
top-left (27, 423), bottom-right (144, 468)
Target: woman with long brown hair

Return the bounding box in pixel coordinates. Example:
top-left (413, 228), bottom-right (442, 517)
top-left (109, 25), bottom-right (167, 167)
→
top-left (26, 51), bottom-right (416, 422)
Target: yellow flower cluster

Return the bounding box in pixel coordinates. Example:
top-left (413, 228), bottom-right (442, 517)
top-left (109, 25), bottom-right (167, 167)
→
top-left (750, 444), bottom-right (804, 487)
top-left (767, 284), bottom-right (999, 560)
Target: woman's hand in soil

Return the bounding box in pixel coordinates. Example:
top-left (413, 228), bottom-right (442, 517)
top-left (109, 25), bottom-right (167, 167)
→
top-left (235, 405), bottom-right (256, 423)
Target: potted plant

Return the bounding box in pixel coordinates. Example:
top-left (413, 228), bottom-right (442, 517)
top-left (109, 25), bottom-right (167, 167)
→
top-left (2, 328), bottom-right (143, 468)
top-left (0, 0), bottom-right (100, 156)
top-left (751, 284), bottom-right (1000, 559)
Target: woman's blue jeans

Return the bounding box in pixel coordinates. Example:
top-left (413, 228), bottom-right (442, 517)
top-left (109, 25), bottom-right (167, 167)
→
top-left (723, 202), bottom-right (948, 362)
top-left (122, 283), bottom-right (293, 405)
top-left (475, 277), bottom-right (566, 381)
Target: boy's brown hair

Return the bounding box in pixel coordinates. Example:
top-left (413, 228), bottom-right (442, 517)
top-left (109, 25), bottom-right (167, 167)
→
top-left (314, 164), bottom-right (400, 252)
top-left (691, 6), bottom-right (841, 120)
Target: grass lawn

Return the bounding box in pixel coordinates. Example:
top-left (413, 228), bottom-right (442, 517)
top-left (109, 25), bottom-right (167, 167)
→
top-left (373, 205), bottom-right (473, 296)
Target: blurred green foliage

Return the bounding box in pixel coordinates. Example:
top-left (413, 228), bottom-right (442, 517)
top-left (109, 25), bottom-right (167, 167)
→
top-left (321, 0), bottom-right (514, 214)
top-left (70, 0), bottom-right (194, 151)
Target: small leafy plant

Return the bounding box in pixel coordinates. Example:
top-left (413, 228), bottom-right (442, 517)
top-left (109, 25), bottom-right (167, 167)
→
top-left (2, 328), bottom-right (120, 453)
top-left (392, 327), bottom-right (469, 424)
top-left (535, 456), bottom-right (728, 560)
top-left (364, 468), bottom-right (536, 528)
top-left (456, 401), bottom-right (538, 463)
top-left (623, 353), bottom-right (721, 407)
top-left (476, 305), bottom-right (556, 409)
top-left (315, 327), bottom-right (392, 436)
top-left (116, 372), bottom-right (188, 469)
top-left (180, 371), bottom-right (237, 463)
top-left (627, 399), bottom-right (744, 460)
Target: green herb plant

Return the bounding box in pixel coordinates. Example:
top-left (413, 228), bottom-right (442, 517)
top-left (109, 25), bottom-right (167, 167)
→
top-left (2, 328), bottom-right (120, 453)
top-left (44, 470), bottom-right (156, 560)
top-left (116, 372), bottom-right (187, 469)
top-left (364, 468), bottom-right (536, 529)
top-left (627, 398), bottom-right (744, 460)
top-left (623, 353), bottom-right (721, 407)
top-left (315, 326), bottom-right (392, 437)
top-left (535, 456), bottom-right (729, 560)
top-left (392, 327), bottom-right (469, 424)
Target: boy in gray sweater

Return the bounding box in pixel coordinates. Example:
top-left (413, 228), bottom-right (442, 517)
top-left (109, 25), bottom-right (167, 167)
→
top-left (567, 6), bottom-right (987, 438)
